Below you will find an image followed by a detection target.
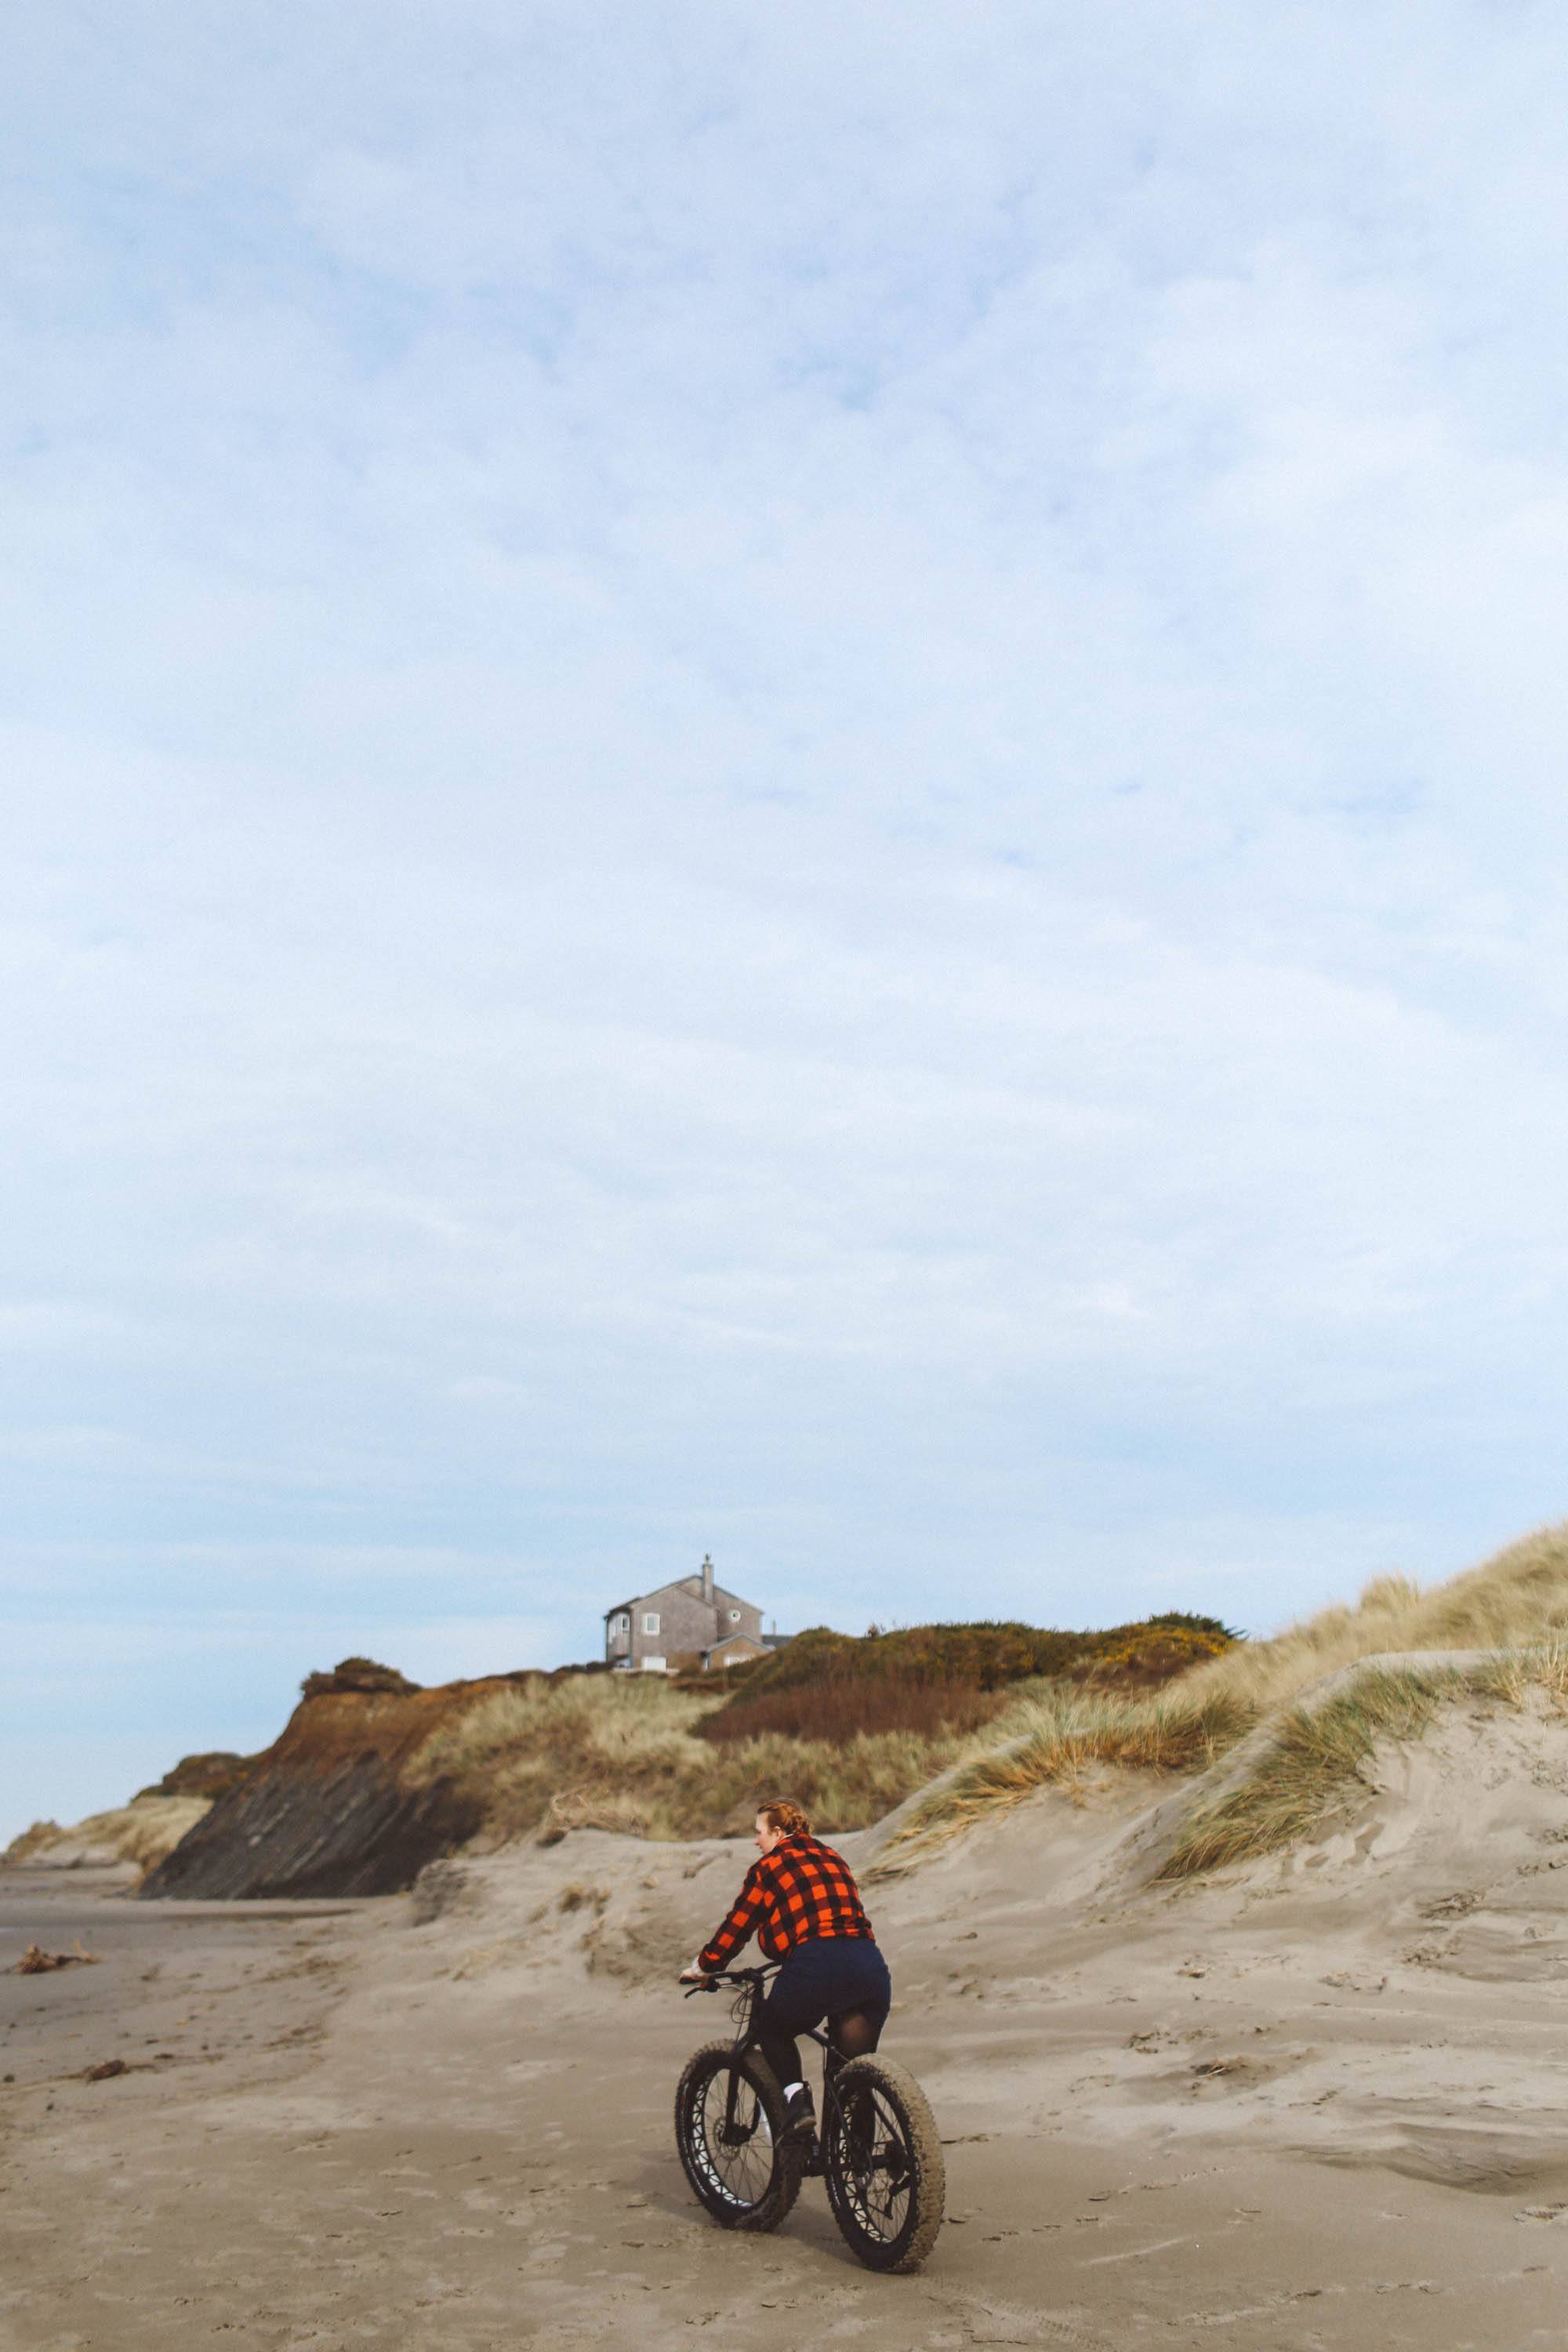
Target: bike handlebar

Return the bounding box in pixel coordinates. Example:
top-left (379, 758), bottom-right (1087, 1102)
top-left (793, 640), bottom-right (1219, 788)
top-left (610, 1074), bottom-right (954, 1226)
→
top-left (679, 1962), bottom-right (781, 1997)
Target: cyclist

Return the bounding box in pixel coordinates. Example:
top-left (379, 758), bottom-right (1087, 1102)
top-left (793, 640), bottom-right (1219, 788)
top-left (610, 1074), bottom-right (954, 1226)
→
top-left (679, 1797), bottom-right (891, 2143)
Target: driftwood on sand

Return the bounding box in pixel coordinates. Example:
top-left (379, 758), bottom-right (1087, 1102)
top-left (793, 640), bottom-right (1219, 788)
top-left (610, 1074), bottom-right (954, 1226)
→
top-left (14, 1942), bottom-right (99, 1975)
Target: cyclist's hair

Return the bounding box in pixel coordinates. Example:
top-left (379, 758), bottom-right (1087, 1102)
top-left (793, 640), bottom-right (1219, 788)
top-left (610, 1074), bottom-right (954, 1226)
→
top-left (757, 1798), bottom-right (811, 1838)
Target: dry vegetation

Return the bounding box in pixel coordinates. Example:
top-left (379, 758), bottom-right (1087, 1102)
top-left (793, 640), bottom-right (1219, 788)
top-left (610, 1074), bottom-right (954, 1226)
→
top-left (405, 1671), bottom-right (1004, 1843)
top-left (711, 1615), bottom-right (1234, 1720)
top-left (2, 1796), bottom-right (212, 1875)
top-left (696, 1675), bottom-right (1007, 1747)
top-left (404, 1614), bottom-right (1239, 1846)
top-left (1157, 1641), bottom-right (1568, 1878)
top-left (877, 1682), bottom-right (1254, 1869)
top-left (1180, 1527), bottom-right (1568, 1713)
top-left (880, 1523), bottom-right (1568, 1875)
top-left (1154, 1663), bottom-right (1460, 1878)
top-left (134, 1749), bottom-right (260, 1803)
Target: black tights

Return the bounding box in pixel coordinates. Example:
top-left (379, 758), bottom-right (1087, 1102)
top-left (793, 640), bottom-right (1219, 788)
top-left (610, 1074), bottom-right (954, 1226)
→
top-left (757, 2005), bottom-right (882, 2092)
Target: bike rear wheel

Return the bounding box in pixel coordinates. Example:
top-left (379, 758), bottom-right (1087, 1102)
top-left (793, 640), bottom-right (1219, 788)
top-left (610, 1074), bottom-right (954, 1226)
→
top-left (822, 2054), bottom-right (946, 2272)
top-left (673, 2042), bottom-right (802, 2232)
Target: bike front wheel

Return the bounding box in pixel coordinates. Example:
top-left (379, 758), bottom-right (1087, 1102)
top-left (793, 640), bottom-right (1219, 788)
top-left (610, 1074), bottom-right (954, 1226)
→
top-left (673, 2042), bottom-right (802, 2232)
top-left (823, 2054), bottom-right (946, 2273)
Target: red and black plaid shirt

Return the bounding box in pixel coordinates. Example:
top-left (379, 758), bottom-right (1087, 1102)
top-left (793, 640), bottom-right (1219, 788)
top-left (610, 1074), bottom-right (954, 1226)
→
top-left (698, 1834), bottom-right (875, 1973)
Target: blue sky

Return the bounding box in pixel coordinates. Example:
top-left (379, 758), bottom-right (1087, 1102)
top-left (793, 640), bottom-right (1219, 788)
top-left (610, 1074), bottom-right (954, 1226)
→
top-left (6, 3), bottom-right (1568, 1840)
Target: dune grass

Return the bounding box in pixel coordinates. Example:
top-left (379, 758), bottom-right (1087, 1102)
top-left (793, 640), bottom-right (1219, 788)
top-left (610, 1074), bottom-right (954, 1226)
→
top-left (3, 1797), bottom-right (211, 1875)
top-left (1153, 1663), bottom-right (1461, 1878)
top-left (876, 1682), bottom-right (1256, 1868)
top-left (879, 1646), bottom-right (1568, 1879)
top-left (879, 1524), bottom-right (1568, 1873)
top-left (1181, 1524), bottom-right (1568, 1718)
top-left (1159, 1644), bottom-right (1568, 1878)
top-left (1475, 1639), bottom-right (1568, 1709)
top-left (405, 1670), bottom-right (994, 1843)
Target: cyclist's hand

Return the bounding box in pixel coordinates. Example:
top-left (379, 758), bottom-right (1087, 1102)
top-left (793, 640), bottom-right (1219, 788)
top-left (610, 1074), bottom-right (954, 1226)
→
top-left (678, 1965), bottom-right (714, 1987)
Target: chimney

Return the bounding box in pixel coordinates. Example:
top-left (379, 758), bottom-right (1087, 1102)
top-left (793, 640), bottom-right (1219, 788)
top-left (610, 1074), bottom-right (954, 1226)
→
top-left (701, 1553), bottom-right (715, 1608)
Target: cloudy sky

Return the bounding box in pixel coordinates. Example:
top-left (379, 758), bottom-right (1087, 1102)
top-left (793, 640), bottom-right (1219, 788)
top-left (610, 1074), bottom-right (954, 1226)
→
top-left (6, 2), bottom-right (1568, 1839)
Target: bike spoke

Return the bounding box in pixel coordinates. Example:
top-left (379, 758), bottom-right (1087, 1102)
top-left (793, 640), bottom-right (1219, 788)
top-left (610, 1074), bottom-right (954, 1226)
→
top-left (833, 2086), bottom-right (913, 2242)
top-left (692, 2069), bottom-right (776, 2208)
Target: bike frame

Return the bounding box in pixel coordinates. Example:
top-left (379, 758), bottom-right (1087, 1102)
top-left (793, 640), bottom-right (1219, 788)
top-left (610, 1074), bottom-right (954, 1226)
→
top-left (684, 1963), bottom-right (847, 2161)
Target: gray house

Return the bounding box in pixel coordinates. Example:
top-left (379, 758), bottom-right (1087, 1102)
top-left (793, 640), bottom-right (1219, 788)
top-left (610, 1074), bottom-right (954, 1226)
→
top-left (605, 1556), bottom-right (768, 1673)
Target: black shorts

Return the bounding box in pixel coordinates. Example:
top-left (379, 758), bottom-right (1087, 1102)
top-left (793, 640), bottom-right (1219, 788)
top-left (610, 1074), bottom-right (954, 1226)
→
top-left (760, 1937), bottom-right (891, 2043)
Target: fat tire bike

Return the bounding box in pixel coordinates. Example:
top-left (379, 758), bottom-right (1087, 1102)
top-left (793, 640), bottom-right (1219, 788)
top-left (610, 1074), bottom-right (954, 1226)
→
top-left (673, 1962), bottom-right (946, 2274)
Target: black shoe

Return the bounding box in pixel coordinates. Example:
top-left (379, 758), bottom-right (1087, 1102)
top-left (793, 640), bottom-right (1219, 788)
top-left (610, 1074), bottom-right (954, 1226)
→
top-left (780, 2085), bottom-right (816, 2143)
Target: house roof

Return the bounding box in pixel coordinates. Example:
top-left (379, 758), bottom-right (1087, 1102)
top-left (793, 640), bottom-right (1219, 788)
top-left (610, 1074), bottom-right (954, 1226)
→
top-left (604, 1576), bottom-right (759, 1621)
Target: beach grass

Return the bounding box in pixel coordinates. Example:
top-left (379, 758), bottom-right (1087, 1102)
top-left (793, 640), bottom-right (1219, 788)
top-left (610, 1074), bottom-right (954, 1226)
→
top-left (405, 1669), bottom-right (997, 1842)
top-left (875, 1682), bottom-right (1256, 1867)
top-left (878, 1524), bottom-right (1568, 1873)
top-left (3, 1796), bottom-right (212, 1874)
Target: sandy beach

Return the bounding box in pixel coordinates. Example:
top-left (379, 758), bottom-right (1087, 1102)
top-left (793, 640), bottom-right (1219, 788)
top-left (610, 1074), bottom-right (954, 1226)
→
top-left (7, 1693), bottom-right (1568, 2351)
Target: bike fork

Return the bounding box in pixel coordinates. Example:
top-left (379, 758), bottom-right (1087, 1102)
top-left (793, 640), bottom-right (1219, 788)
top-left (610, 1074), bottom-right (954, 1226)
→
top-left (724, 2059), bottom-right (744, 2138)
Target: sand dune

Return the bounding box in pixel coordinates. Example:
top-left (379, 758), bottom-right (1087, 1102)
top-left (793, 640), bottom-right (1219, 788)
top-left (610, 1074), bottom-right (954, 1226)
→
top-left (6, 1672), bottom-right (1568, 2348)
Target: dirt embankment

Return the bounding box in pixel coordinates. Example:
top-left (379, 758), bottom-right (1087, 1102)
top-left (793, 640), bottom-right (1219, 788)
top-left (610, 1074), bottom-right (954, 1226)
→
top-left (140, 1666), bottom-right (528, 1901)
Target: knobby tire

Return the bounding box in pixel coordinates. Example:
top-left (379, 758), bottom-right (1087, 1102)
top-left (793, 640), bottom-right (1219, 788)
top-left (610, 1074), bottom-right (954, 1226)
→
top-left (822, 2053), bottom-right (946, 2273)
top-left (673, 2041), bottom-right (802, 2233)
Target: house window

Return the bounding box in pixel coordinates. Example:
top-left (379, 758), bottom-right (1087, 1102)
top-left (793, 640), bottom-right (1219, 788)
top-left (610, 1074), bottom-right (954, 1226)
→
top-left (643, 1611), bottom-right (660, 1636)
top-left (615, 1614), bottom-right (630, 1635)
top-left (728, 1608), bottom-right (741, 1622)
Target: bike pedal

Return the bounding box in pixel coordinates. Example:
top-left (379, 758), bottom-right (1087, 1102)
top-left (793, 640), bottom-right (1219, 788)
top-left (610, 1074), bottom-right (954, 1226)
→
top-left (800, 2137), bottom-right (825, 2178)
